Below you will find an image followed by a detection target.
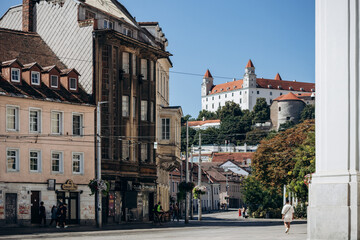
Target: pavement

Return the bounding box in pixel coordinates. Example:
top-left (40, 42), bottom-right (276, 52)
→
top-left (0, 210), bottom-right (307, 240)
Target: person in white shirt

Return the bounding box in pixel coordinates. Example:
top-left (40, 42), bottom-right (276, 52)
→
top-left (281, 200), bottom-right (294, 233)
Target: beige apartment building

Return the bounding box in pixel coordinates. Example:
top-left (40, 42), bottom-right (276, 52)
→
top-left (0, 28), bottom-right (95, 225)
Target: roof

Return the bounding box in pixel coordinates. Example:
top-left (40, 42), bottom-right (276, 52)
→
top-left (246, 59), bottom-right (254, 68)
top-left (211, 152), bottom-right (254, 163)
top-left (0, 28), bottom-right (67, 69)
top-left (42, 65), bottom-right (61, 73)
top-left (204, 69), bottom-right (213, 78)
top-left (274, 92), bottom-right (302, 101)
top-left (274, 73), bottom-right (282, 81)
top-left (188, 119), bottom-right (220, 127)
top-left (208, 78), bottom-right (315, 95)
top-left (138, 22), bottom-right (159, 26)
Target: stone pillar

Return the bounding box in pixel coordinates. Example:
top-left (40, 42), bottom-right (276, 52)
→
top-left (308, 0), bottom-right (360, 239)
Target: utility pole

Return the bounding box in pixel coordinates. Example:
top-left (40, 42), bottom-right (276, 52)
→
top-left (96, 101), bottom-right (107, 228)
top-left (190, 145), bottom-right (194, 220)
top-left (185, 121), bottom-right (190, 224)
top-left (198, 133), bottom-right (202, 221)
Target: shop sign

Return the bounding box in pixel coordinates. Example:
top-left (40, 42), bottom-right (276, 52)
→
top-left (47, 179), bottom-right (56, 190)
top-left (61, 179), bottom-right (78, 191)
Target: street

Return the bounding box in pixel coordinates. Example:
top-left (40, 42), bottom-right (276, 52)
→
top-left (0, 210), bottom-right (306, 240)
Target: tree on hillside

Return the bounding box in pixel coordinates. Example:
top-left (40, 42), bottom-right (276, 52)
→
top-left (251, 120), bottom-right (315, 194)
top-left (252, 98), bottom-right (270, 123)
top-left (300, 104), bottom-right (315, 122)
top-left (196, 110), bottom-right (218, 121)
top-left (216, 101), bottom-right (243, 121)
top-left (181, 125), bottom-right (197, 152)
top-left (245, 129), bottom-right (269, 145)
top-left (193, 127), bottom-right (220, 146)
top-left (182, 114), bottom-right (195, 122)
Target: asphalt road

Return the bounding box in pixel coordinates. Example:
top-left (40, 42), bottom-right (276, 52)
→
top-left (0, 210), bottom-right (307, 240)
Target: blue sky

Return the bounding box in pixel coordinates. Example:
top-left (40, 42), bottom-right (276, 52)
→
top-left (0, 0), bottom-right (315, 118)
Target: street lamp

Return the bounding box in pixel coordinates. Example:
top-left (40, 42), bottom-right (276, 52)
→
top-left (96, 101), bottom-right (108, 228)
top-left (224, 167), bottom-right (229, 210)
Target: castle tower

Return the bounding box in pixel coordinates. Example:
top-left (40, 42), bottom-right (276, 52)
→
top-left (201, 69), bottom-right (213, 97)
top-left (243, 59), bottom-right (257, 88)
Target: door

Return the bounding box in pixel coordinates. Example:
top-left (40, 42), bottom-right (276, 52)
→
top-left (5, 193), bottom-right (17, 224)
top-left (68, 192), bottom-right (79, 224)
top-left (31, 191), bottom-right (40, 224)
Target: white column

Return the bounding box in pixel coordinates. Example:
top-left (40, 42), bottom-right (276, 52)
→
top-left (308, 0), bottom-right (360, 239)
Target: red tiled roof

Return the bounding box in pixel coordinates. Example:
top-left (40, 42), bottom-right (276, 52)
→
top-left (188, 119), bottom-right (220, 127)
top-left (274, 73), bottom-right (282, 81)
top-left (208, 78), bottom-right (315, 95)
top-left (204, 69), bottom-right (213, 78)
top-left (211, 152), bottom-right (254, 163)
top-left (209, 79), bottom-right (243, 94)
top-left (274, 92), bottom-right (302, 101)
top-left (246, 59), bottom-right (254, 68)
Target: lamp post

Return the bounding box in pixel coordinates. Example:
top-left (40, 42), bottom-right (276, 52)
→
top-left (96, 101), bottom-right (107, 228)
top-left (185, 121), bottom-right (190, 224)
top-left (198, 133), bottom-right (202, 221)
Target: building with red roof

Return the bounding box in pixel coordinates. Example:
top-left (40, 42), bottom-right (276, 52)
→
top-left (201, 60), bottom-right (315, 112)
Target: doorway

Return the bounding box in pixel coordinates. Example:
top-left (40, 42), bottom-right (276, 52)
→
top-left (5, 193), bottom-right (17, 224)
top-left (31, 191), bottom-right (40, 224)
top-left (148, 192), bottom-right (154, 221)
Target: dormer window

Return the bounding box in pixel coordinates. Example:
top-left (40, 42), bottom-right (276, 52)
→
top-left (123, 27), bottom-right (133, 37)
top-left (104, 20), bottom-right (113, 29)
top-left (69, 78), bottom-right (77, 90)
top-left (289, 86), bottom-right (293, 90)
top-left (51, 75), bottom-right (59, 88)
top-left (268, 85), bottom-right (272, 88)
top-left (300, 87), bottom-right (304, 91)
top-left (311, 88), bottom-right (315, 92)
top-left (11, 68), bottom-right (20, 82)
top-left (31, 71), bottom-right (40, 85)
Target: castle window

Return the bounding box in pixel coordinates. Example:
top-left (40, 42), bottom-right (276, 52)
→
top-left (219, 95), bottom-right (221, 99)
top-left (300, 88), bottom-right (304, 91)
top-left (240, 99), bottom-right (242, 104)
top-left (257, 91), bottom-right (259, 94)
top-left (225, 94), bottom-right (227, 98)
top-left (206, 105), bottom-right (208, 110)
top-left (280, 93), bottom-right (283, 95)
top-left (212, 96), bottom-right (214, 100)
top-left (212, 103), bottom-right (214, 109)
top-left (289, 87), bottom-right (293, 90)
top-left (279, 107), bottom-right (281, 111)
top-left (240, 91), bottom-right (242, 95)
top-left (232, 93), bottom-right (234, 97)
top-left (270, 92), bottom-right (272, 96)
top-left (206, 98), bottom-right (208, 102)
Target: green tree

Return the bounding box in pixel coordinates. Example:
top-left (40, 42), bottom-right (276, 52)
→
top-left (193, 127), bottom-right (220, 145)
top-left (181, 125), bottom-right (197, 152)
top-left (252, 98), bottom-right (270, 123)
top-left (300, 104), bottom-right (315, 122)
top-left (288, 131), bottom-right (315, 202)
top-left (196, 110), bottom-right (218, 121)
top-left (245, 129), bottom-right (269, 145)
top-left (216, 101), bottom-right (243, 121)
top-left (278, 121), bottom-right (296, 131)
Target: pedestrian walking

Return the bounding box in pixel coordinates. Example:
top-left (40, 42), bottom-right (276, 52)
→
top-left (242, 207), bottom-right (246, 219)
top-left (39, 201), bottom-right (46, 226)
top-left (49, 205), bottom-right (57, 226)
top-left (173, 202), bottom-right (179, 222)
top-left (56, 204), bottom-right (63, 228)
top-left (62, 203), bottom-right (68, 228)
top-left (281, 200), bottom-right (295, 233)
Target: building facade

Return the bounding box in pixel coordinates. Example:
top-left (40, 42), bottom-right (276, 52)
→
top-left (0, 0), bottom-right (173, 223)
top-left (201, 60), bottom-right (315, 111)
top-left (0, 28), bottom-right (95, 225)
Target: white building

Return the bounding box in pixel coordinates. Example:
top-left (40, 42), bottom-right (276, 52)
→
top-left (188, 119), bottom-right (221, 130)
top-left (201, 60), bottom-right (315, 111)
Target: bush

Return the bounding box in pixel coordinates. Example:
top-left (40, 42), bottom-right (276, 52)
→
top-left (294, 204), bottom-right (307, 219)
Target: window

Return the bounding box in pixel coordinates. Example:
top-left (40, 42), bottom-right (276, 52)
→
top-left (270, 91), bottom-right (273, 96)
top-left (279, 107), bottom-right (281, 111)
top-left (51, 75), bottom-right (58, 88)
top-left (162, 118), bottom-right (170, 140)
top-left (240, 99), bottom-right (242, 104)
top-left (31, 71), bottom-right (40, 85)
top-left (141, 100), bottom-right (148, 121)
top-left (212, 103), bottom-right (214, 109)
top-left (206, 105), bottom-right (208, 110)
top-left (51, 111), bottom-right (63, 134)
top-left (132, 97), bottom-right (136, 118)
top-left (104, 19), bottom-right (113, 29)
top-left (85, 10), bottom-right (95, 19)
top-left (240, 91), bottom-right (242, 95)
top-left (219, 102), bottom-right (221, 107)
top-left (69, 78), bottom-right (77, 90)
top-left (122, 141), bottom-right (130, 160)
top-left (232, 93), bottom-right (234, 97)
top-left (212, 97), bottom-right (214, 100)
top-left (122, 52), bottom-right (130, 74)
top-left (132, 54), bottom-right (136, 75)
top-left (150, 102), bottom-right (154, 122)
top-left (257, 91), bottom-right (259, 94)
top-left (280, 93), bottom-right (283, 96)
top-left (30, 150), bottom-right (41, 172)
top-left (72, 152), bottom-right (83, 174)
top-left (122, 96), bottom-right (129, 117)
top-left (29, 108), bottom-right (41, 133)
top-left (225, 94), bottom-right (227, 98)
top-left (219, 95), bottom-right (221, 99)
top-left (123, 27), bottom-right (133, 37)
top-left (6, 106), bottom-right (19, 131)
top-left (11, 68), bottom-right (20, 82)
top-left (7, 148), bottom-right (19, 172)
top-left (72, 113), bottom-right (83, 136)
top-left (141, 59), bottom-right (148, 80)
top-left (206, 98), bottom-right (208, 102)
top-left (141, 143), bottom-right (148, 162)
top-left (51, 151), bottom-right (63, 173)
top-left (150, 61), bottom-right (154, 81)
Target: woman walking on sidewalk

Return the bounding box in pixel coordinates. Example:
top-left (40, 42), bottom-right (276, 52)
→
top-left (281, 200), bottom-right (294, 233)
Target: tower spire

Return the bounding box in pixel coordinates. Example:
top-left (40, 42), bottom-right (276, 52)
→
top-left (246, 59), bottom-right (254, 68)
top-left (204, 69), bottom-right (213, 78)
top-left (274, 73), bottom-right (282, 80)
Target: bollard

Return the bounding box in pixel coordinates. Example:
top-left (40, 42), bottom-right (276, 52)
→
top-left (238, 208), bottom-right (241, 217)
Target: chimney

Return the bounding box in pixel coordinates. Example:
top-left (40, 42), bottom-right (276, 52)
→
top-left (23, 0), bottom-right (35, 32)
